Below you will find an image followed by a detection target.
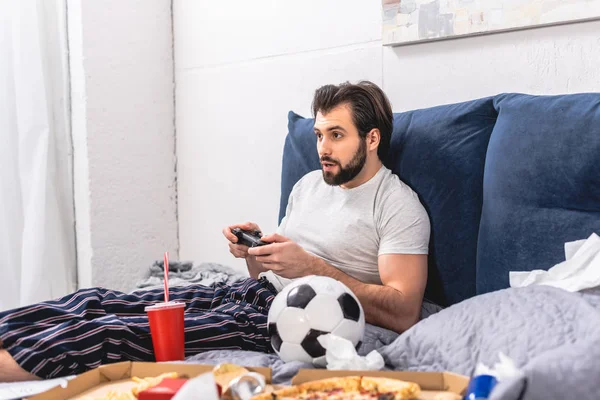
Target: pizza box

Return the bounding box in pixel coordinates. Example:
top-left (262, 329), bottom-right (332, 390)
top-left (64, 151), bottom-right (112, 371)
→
top-left (27, 361), bottom-right (272, 400)
top-left (292, 369), bottom-right (470, 400)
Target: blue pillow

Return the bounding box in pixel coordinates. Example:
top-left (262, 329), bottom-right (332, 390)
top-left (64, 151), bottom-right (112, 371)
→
top-left (477, 93), bottom-right (600, 295)
top-left (280, 98), bottom-right (498, 307)
top-left (388, 98), bottom-right (497, 306)
top-left (278, 111), bottom-right (320, 223)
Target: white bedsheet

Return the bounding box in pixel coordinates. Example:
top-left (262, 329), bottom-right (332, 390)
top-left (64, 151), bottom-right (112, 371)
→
top-left (0, 376), bottom-right (74, 400)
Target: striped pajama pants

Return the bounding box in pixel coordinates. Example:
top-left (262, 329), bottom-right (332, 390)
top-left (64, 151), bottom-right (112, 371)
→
top-left (0, 277), bottom-right (277, 379)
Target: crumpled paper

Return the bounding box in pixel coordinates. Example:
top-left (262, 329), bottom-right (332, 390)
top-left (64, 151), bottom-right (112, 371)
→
top-left (172, 370), bottom-right (266, 400)
top-left (510, 232), bottom-right (600, 292)
top-left (477, 353), bottom-right (525, 400)
top-left (471, 353), bottom-right (523, 400)
top-left (474, 352), bottom-right (522, 383)
top-left (172, 372), bottom-right (220, 400)
top-left (318, 334), bottom-right (385, 371)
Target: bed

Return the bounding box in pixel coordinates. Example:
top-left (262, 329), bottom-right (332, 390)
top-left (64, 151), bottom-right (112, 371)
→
top-left (174, 92), bottom-right (600, 400)
top-left (137, 257), bottom-right (600, 400)
top-left (12, 92), bottom-right (600, 400)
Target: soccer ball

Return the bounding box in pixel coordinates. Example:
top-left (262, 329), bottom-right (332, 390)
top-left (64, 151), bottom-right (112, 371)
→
top-left (267, 275), bottom-right (365, 366)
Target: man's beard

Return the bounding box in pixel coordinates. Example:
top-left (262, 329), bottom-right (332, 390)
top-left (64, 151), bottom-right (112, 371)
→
top-left (321, 139), bottom-right (367, 186)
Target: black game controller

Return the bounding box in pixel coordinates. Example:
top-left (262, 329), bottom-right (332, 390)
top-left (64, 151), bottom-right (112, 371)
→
top-left (231, 228), bottom-right (268, 247)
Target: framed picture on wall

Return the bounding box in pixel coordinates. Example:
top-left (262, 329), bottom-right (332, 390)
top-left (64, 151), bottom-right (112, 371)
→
top-left (382, 0), bottom-right (600, 46)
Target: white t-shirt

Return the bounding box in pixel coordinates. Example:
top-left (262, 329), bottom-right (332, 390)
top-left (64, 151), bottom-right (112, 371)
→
top-left (260, 165), bottom-right (431, 292)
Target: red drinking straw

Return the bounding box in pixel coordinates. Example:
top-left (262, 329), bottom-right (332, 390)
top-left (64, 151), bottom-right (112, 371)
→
top-left (164, 251), bottom-right (169, 302)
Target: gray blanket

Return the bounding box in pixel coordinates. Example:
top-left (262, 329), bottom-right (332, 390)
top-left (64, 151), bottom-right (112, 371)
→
top-left (136, 260), bottom-right (245, 289)
top-left (139, 262), bottom-right (600, 400)
top-left (380, 285), bottom-right (600, 400)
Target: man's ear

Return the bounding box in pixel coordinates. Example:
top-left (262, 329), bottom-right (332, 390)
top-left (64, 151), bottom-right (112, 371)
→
top-left (367, 129), bottom-right (380, 151)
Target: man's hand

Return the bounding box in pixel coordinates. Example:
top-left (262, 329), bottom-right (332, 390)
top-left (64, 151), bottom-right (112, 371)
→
top-left (222, 222), bottom-right (268, 279)
top-left (222, 222), bottom-right (262, 259)
top-left (247, 233), bottom-right (316, 279)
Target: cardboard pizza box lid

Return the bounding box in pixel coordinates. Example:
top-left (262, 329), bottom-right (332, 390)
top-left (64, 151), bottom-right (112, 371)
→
top-left (27, 361), bottom-right (272, 400)
top-left (291, 369), bottom-right (470, 399)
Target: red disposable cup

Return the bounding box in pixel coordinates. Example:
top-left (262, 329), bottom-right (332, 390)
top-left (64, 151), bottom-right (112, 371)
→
top-left (145, 301), bottom-right (186, 362)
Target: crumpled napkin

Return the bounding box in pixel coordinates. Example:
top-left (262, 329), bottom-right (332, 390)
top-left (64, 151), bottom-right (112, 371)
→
top-left (318, 334), bottom-right (385, 371)
top-left (510, 232), bottom-right (600, 292)
top-left (474, 352), bottom-right (522, 382)
top-left (476, 353), bottom-right (526, 400)
top-left (172, 372), bottom-right (220, 400)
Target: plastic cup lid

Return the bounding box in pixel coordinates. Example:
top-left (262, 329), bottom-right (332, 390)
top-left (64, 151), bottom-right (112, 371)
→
top-left (144, 301), bottom-right (185, 312)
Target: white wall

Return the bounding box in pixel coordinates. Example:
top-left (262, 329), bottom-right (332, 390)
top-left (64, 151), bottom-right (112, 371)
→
top-left (173, 0), bottom-right (600, 274)
top-left (384, 19), bottom-right (600, 111)
top-left (68, 0), bottom-right (179, 292)
top-left (174, 0), bottom-right (382, 273)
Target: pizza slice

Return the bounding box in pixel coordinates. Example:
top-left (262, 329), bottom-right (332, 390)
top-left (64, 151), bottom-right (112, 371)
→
top-left (251, 375), bottom-right (420, 400)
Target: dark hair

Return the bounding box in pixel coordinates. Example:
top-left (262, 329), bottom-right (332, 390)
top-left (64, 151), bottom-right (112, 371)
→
top-left (311, 81), bottom-right (393, 161)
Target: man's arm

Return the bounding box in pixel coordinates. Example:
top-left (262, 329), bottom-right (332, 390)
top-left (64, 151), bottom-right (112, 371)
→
top-left (310, 254), bottom-right (427, 334)
top-left (247, 234), bottom-right (428, 334)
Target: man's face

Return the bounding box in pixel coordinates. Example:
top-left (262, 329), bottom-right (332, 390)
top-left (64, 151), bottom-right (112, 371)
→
top-left (314, 105), bottom-right (367, 186)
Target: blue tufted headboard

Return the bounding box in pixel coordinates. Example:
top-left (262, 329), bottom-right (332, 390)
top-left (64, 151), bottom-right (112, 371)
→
top-left (278, 93), bottom-right (600, 307)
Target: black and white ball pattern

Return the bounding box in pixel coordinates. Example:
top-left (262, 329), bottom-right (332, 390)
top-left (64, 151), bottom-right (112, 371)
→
top-left (267, 275), bottom-right (365, 366)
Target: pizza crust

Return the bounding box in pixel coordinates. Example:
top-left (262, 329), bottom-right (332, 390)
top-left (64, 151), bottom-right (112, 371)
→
top-left (360, 376), bottom-right (421, 399)
top-left (298, 376), bottom-right (361, 393)
top-left (251, 385), bottom-right (299, 400)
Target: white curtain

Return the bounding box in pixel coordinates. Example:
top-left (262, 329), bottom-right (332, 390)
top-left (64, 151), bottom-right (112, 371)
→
top-left (0, 0), bottom-right (76, 310)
